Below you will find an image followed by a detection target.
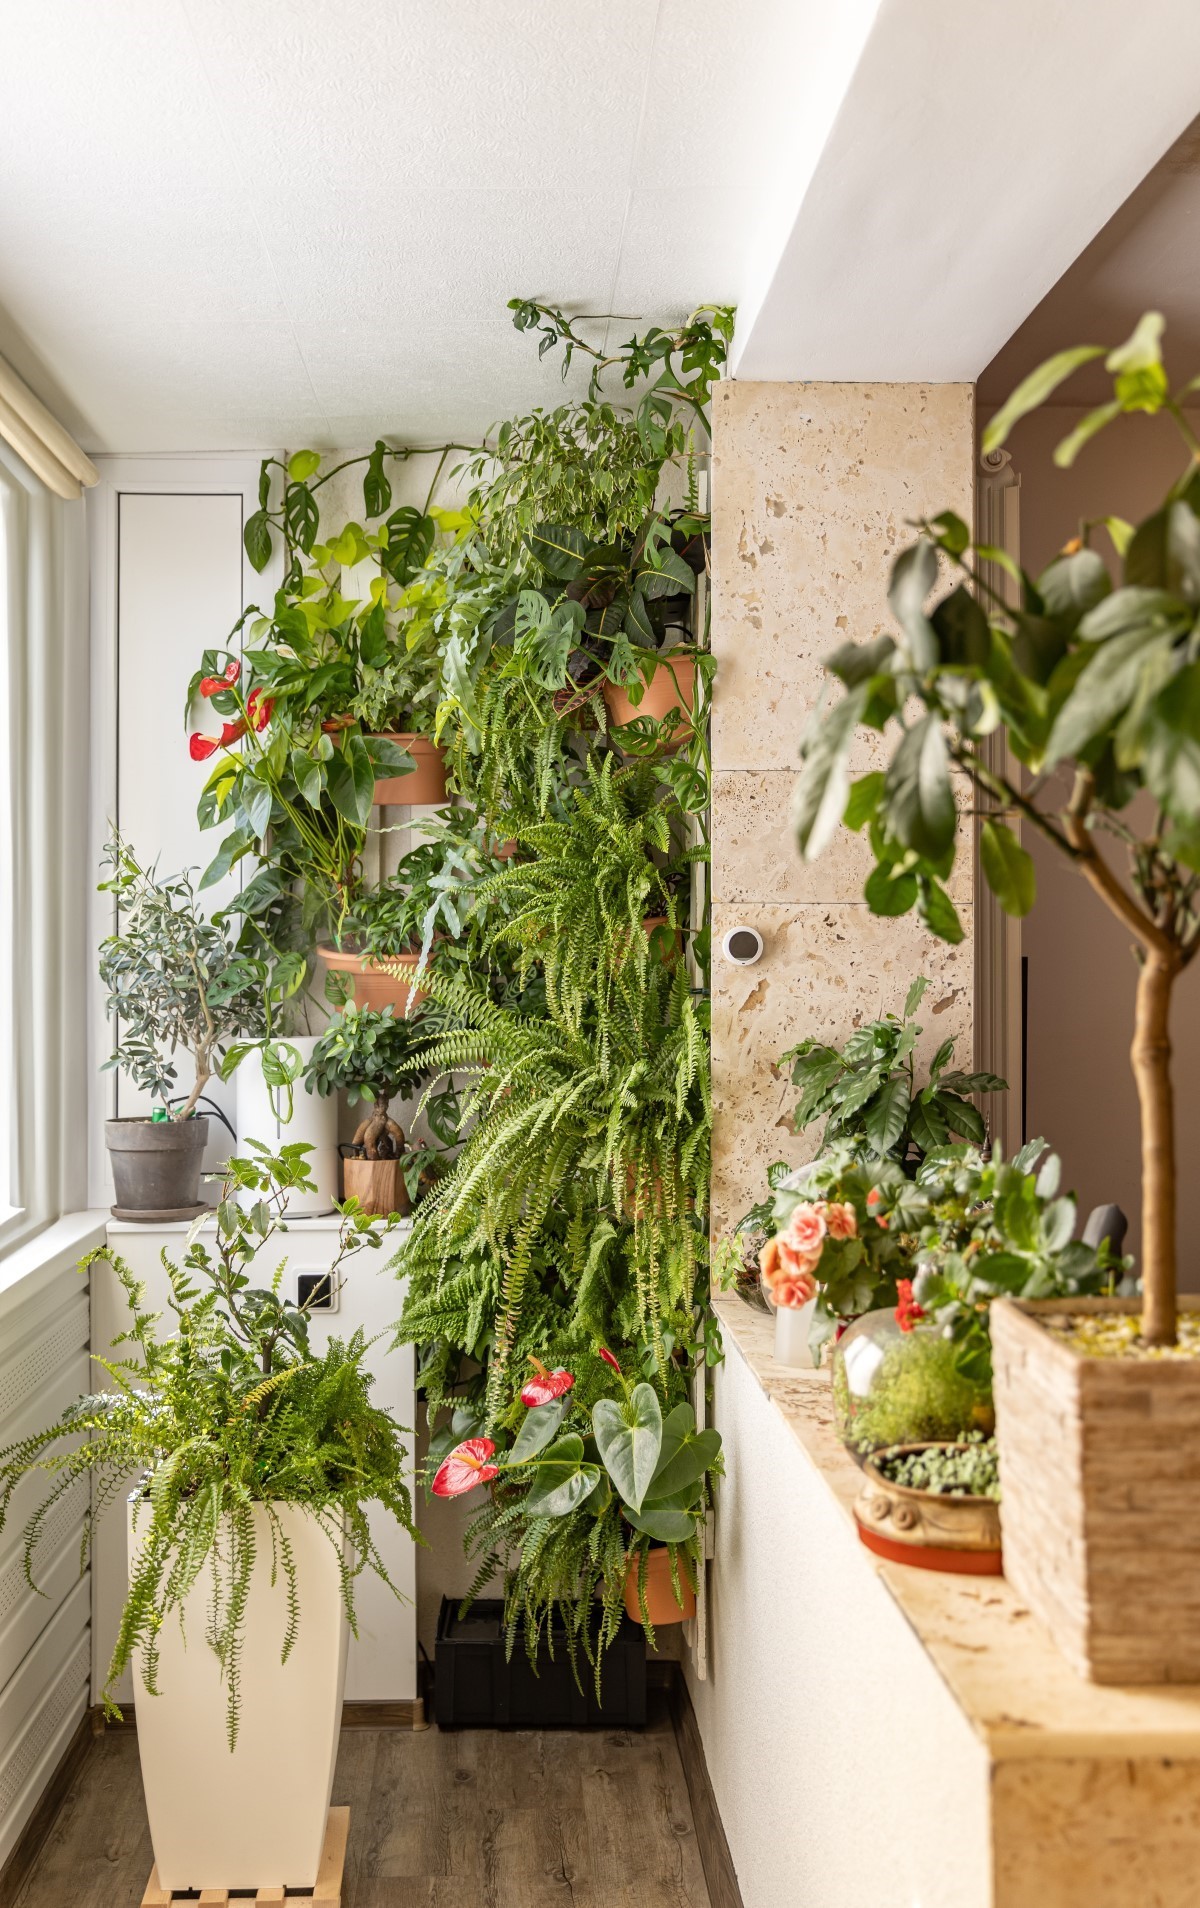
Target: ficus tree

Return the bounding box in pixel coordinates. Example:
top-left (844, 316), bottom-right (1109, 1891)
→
top-left (795, 312), bottom-right (1200, 1347)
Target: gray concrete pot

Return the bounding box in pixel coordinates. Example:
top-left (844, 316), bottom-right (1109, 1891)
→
top-left (105, 1116), bottom-right (210, 1219)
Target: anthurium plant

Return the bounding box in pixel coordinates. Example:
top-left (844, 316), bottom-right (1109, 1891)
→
top-left (426, 1342), bottom-right (720, 1676)
top-left (0, 1145), bottom-right (414, 1748)
top-left (795, 312), bottom-right (1200, 1345)
top-left (782, 976), bottom-right (1006, 1167)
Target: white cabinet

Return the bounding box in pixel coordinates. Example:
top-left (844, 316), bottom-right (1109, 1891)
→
top-left (91, 1217), bottom-right (416, 1705)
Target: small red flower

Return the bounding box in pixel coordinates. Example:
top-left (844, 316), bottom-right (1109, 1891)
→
top-left (189, 732), bottom-right (220, 761)
top-left (247, 688), bottom-right (273, 732)
top-left (431, 1437), bottom-right (499, 1498)
top-left (895, 1279), bottom-right (926, 1334)
top-left (199, 659), bottom-right (241, 698)
top-left (598, 1347), bottom-right (621, 1373)
top-left (866, 1188), bottom-right (889, 1230)
top-left (520, 1366), bottom-right (575, 1407)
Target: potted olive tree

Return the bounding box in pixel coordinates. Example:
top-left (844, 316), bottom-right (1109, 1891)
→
top-left (794, 312), bottom-right (1200, 1682)
top-left (0, 1144), bottom-right (414, 1893)
top-left (98, 833), bottom-right (267, 1217)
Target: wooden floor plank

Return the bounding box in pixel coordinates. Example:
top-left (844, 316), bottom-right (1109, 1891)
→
top-left (14, 1696), bottom-right (711, 1908)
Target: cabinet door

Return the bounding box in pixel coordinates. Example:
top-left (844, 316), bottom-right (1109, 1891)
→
top-left (91, 1222), bottom-right (417, 1704)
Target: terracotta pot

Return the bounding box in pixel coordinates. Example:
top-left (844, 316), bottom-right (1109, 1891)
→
top-left (342, 1155), bottom-right (409, 1217)
top-left (854, 1442), bottom-right (1002, 1576)
top-left (603, 654), bottom-right (696, 750)
top-left (371, 733), bottom-right (448, 805)
top-left (624, 1546), bottom-right (696, 1626)
top-left (317, 945), bottom-right (428, 1015)
top-left (642, 914), bottom-right (683, 965)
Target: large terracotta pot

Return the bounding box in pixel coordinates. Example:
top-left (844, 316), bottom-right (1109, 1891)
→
top-left (371, 732), bottom-right (448, 805)
top-left (623, 1545), bottom-right (696, 1626)
top-left (342, 1155), bottom-right (409, 1217)
top-left (603, 654), bottom-right (696, 749)
top-left (130, 1501), bottom-right (349, 1892)
top-left (317, 945), bottom-right (428, 1015)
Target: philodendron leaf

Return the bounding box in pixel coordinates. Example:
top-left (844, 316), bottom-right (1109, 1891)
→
top-left (510, 1397), bottom-right (567, 1464)
top-left (243, 509), bottom-right (273, 573)
top-left (980, 819), bottom-right (1036, 916)
top-left (884, 714), bottom-right (956, 860)
top-left (646, 1426), bottom-right (720, 1502)
top-left (624, 1505), bottom-right (697, 1543)
top-left (592, 1383), bottom-right (662, 1513)
top-left (524, 1435), bottom-right (599, 1516)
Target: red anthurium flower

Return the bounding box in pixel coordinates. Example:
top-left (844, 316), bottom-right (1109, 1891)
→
top-left (895, 1279), bottom-right (926, 1334)
top-left (431, 1437), bottom-right (499, 1498)
top-left (246, 688), bottom-right (273, 732)
top-left (199, 659), bottom-right (242, 698)
top-left (520, 1369), bottom-right (574, 1408)
top-left (189, 732), bottom-right (220, 761)
top-left (598, 1346), bottom-right (621, 1373)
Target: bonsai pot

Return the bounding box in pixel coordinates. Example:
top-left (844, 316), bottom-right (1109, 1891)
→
top-left (371, 732), bottom-right (448, 805)
top-left (854, 1442), bottom-right (1002, 1576)
top-left (129, 1500), bottom-right (349, 1891)
top-left (991, 1294), bottom-right (1200, 1683)
top-left (105, 1116), bottom-right (210, 1220)
top-left (623, 1545), bottom-right (696, 1626)
top-left (317, 944), bottom-right (429, 1016)
top-left (603, 653), bottom-right (695, 750)
top-left (342, 1154), bottom-right (409, 1217)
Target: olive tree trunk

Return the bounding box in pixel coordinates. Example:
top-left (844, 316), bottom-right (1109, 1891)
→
top-left (1132, 951), bottom-right (1179, 1346)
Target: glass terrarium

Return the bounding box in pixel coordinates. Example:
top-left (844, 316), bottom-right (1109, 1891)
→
top-left (831, 1308), bottom-right (994, 1461)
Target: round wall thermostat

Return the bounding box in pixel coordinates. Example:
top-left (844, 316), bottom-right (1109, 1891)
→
top-left (722, 926), bottom-right (764, 966)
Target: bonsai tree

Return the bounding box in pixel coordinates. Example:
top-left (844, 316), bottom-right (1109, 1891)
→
top-left (0, 1144), bottom-right (414, 1746)
top-left (305, 1005), bottom-right (433, 1158)
top-left (794, 311), bottom-right (1200, 1346)
top-left (98, 832), bottom-right (268, 1119)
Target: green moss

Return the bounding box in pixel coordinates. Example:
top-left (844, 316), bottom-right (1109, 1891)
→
top-left (833, 1331), bottom-right (993, 1457)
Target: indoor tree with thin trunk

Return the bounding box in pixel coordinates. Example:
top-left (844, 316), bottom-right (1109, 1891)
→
top-left (794, 312), bottom-right (1200, 1347)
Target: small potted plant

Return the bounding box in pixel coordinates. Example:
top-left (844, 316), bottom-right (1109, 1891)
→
top-left (854, 1436), bottom-right (1002, 1574)
top-left (98, 834), bottom-right (267, 1217)
top-left (0, 1143), bottom-right (414, 1894)
top-left (305, 1005), bottom-right (434, 1215)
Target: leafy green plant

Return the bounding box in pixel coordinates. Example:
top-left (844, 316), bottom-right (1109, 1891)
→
top-left (305, 1005), bottom-right (434, 1156)
top-left (340, 810), bottom-right (513, 981)
top-left (98, 833), bottom-right (268, 1119)
top-left (0, 1145), bottom-right (415, 1746)
top-left (877, 1437), bottom-right (1000, 1500)
top-left (782, 976), bottom-right (1006, 1165)
top-left (794, 312), bottom-right (1200, 1345)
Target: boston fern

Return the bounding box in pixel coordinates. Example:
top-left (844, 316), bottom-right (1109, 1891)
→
top-left (0, 1145), bottom-right (415, 1747)
top-left (783, 975), bottom-right (1006, 1166)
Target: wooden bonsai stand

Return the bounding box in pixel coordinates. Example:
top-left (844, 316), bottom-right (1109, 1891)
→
top-left (141, 1806), bottom-right (349, 1906)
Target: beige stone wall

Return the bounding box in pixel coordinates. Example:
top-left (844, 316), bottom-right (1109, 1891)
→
top-left (710, 380), bottom-right (976, 1229)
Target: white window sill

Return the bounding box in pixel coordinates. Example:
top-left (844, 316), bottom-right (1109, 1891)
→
top-left (0, 1209), bottom-right (109, 1314)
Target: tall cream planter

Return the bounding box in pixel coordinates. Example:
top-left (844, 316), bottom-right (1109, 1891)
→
top-left (236, 1037), bottom-right (337, 1216)
top-left (129, 1501), bottom-right (349, 1891)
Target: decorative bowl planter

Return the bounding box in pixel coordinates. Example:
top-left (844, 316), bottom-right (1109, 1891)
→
top-left (129, 1500), bottom-right (349, 1892)
top-left (317, 944), bottom-right (428, 1016)
top-left (105, 1116), bottom-right (210, 1220)
top-left (832, 1307), bottom-right (995, 1461)
top-left (854, 1442), bottom-right (1002, 1575)
top-left (991, 1294), bottom-right (1200, 1683)
top-left (342, 1154), bottom-right (409, 1217)
top-left (623, 1545), bottom-right (696, 1626)
top-left (603, 653), bottom-right (696, 749)
top-left (370, 732), bottom-right (448, 805)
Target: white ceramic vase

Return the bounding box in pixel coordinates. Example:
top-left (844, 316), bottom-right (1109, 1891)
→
top-left (773, 1298), bottom-right (816, 1369)
top-left (130, 1500), bottom-right (349, 1892)
top-left (236, 1035), bottom-right (337, 1215)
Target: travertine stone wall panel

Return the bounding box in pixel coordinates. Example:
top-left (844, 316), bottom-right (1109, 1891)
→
top-left (710, 380), bottom-right (975, 1228)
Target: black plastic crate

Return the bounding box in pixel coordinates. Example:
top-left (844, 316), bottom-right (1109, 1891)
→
top-left (434, 1597), bottom-right (647, 1729)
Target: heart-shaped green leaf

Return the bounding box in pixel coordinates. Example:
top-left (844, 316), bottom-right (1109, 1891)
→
top-left (510, 1398), bottom-right (566, 1464)
top-left (525, 1436), bottom-right (600, 1516)
top-left (592, 1384), bottom-right (662, 1512)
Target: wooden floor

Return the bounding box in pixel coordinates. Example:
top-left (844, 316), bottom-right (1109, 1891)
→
top-left (15, 1696), bottom-right (713, 1908)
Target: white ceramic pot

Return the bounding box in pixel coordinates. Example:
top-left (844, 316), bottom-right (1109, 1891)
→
top-left (129, 1500), bottom-right (349, 1892)
top-left (773, 1299), bottom-right (816, 1369)
top-left (236, 1036), bottom-right (337, 1216)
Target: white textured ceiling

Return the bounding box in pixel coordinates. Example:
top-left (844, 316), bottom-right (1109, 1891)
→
top-left (0, 0), bottom-right (833, 452)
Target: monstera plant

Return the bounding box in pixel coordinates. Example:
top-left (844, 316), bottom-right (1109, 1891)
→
top-left (795, 312), bottom-right (1200, 1346)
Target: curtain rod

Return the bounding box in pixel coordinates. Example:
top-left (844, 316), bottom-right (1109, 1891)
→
top-left (0, 352), bottom-right (98, 501)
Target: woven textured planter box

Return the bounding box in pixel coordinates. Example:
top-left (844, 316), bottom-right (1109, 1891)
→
top-left (992, 1295), bottom-right (1200, 1683)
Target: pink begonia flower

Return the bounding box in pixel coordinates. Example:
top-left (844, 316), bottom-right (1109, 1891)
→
top-left (825, 1202), bottom-right (858, 1241)
top-left (432, 1438), bottom-right (499, 1498)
